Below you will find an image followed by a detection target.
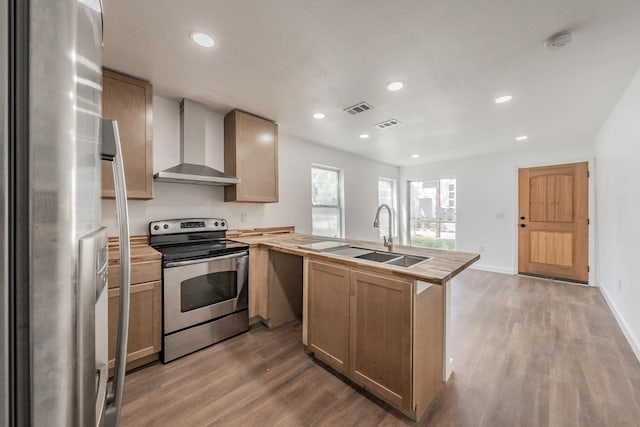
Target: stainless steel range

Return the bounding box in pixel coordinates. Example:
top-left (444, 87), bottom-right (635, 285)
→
top-left (149, 218), bottom-right (250, 363)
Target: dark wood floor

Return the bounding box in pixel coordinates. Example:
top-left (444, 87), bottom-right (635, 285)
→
top-left (119, 270), bottom-right (640, 426)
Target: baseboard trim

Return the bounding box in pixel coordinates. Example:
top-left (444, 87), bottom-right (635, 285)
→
top-left (470, 264), bottom-right (514, 275)
top-left (599, 284), bottom-right (640, 363)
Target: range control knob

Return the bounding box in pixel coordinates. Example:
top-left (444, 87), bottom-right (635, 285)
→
top-left (163, 224), bottom-right (169, 230)
top-left (221, 221), bottom-right (226, 227)
top-left (153, 225), bottom-right (160, 231)
top-left (214, 221), bottom-right (219, 227)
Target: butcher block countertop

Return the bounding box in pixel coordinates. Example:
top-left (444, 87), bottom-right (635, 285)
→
top-left (230, 233), bottom-right (479, 285)
top-left (108, 235), bottom-right (161, 265)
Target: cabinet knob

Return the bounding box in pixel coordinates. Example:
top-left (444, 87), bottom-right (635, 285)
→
top-left (519, 224), bottom-right (526, 228)
top-left (520, 216), bottom-right (525, 220)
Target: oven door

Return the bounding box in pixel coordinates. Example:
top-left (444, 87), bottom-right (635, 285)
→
top-left (163, 251), bottom-right (249, 334)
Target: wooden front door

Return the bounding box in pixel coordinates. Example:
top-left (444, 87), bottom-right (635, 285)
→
top-left (518, 162), bottom-right (589, 283)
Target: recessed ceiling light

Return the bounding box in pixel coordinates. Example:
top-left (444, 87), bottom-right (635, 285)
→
top-left (313, 112), bottom-right (325, 119)
top-left (387, 81), bottom-right (404, 91)
top-left (515, 135), bottom-right (528, 142)
top-left (359, 134), bottom-right (370, 139)
top-left (411, 154), bottom-right (419, 159)
top-left (191, 32), bottom-right (215, 48)
top-left (495, 95), bottom-right (513, 104)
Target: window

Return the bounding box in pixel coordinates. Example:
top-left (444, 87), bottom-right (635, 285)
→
top-left (377, 177), bottom-right (397, 238)
top-left (311, 165), bottom-right (344, 238)
top-left (408, 178), bottom-right (456, 250)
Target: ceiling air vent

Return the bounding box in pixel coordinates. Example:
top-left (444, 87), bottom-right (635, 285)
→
top-left (344, 101), bottom-right (374, 115)
top-left (375, 119), bottom-right (400, 129)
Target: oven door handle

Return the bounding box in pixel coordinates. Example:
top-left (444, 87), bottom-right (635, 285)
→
top-left (165, 251), bottom-right (249, 268)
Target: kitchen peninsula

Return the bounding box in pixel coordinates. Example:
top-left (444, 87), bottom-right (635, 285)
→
top-left (230, 230), bottom-right (479, 421)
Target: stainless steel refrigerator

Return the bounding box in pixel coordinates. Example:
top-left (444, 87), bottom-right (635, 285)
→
top-left (1, 0), bottom-right (132, 426)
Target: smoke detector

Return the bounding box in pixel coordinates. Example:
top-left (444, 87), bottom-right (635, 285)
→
top-left (544, 31), bottom-right (573, 50)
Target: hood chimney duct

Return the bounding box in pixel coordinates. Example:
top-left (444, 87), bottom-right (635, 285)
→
top-left (154, 98), bottom-right (240, 186)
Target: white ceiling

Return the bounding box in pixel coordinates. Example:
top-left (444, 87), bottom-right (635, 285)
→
top-left (103, 0), bottom-right (640, 166)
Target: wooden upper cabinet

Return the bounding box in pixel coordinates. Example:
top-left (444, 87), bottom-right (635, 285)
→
top-left (102, 69), bottom-right (153, 199)
top-left (224, 110), bottom-right (278, 203)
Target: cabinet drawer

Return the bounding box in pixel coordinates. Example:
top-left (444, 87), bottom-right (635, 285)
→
top-left (108, 260), bottom-right (161, 288)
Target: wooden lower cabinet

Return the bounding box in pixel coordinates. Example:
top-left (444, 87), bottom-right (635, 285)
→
top-left (349, 270), bottom-right (412, 411)
top-left (248, 246), bottom-right (269, 320)
top-left (308, 261), bottom-right (350, 374)
top-left (306, 261), bottom-right (443, 420)
top-left (108, 280), bottom-right (162, 371)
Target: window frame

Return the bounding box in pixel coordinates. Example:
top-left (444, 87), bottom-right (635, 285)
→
top-left (311, 164), bottom-right (345, 238)
top-left (377, 177), bottom-right (398, 238)
top-left (406, 177), bottom-right (457, 250)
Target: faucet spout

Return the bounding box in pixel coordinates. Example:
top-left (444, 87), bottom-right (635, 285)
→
top-left (373, 204), bottom-right (394, 252)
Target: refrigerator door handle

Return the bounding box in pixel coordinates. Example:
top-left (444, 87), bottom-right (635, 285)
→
top-left (95, 363), bottom-right (108, 426)
top-left (101, 119), bottom-right (131, 427)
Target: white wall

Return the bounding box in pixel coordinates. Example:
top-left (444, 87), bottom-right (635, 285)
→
top-left (399, 143), bottom-right (595, 275)
top-left (595, 67), bottom-right (640, 361)
top-left (101, 96), bottom-right (399, 241)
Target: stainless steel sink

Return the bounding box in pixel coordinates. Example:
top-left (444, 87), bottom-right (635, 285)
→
top-left (326, 246), bottom-right (432, 268)
top-left (356, 251), bottom-right (400, 263)
top-left (386, 255), bottom-right (429, 267)
top-left (351, 249), bottom-right (431, 268)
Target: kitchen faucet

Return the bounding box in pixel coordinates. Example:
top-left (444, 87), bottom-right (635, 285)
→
top-left (373, 204), bottom-right (394, 252)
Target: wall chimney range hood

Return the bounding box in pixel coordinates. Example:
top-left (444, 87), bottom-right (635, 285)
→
top-left (154, 99), bottom-right (240, 186)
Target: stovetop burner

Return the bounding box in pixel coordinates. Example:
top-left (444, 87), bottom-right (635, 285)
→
top-left (148, 218), bottom-right (248, 262)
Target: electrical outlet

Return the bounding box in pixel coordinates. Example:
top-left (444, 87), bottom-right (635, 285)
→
top-left (241, 212), bottom-right (248, 223)
top-left (479, 246), bottom-right (485, 253)
top-left (496, 212), bottom-right (505, 220)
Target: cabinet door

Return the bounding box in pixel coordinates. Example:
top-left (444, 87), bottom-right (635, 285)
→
top-left (308, 261), bottom-right (350, 374)
top-left (224, 110), bottom-right (278, 203)
top-left (102, 69), bottom-right (153, 199)
top-left (108, 281), bottom-right (161, 370)
top-left (349, 271), bottom-right (413, 411)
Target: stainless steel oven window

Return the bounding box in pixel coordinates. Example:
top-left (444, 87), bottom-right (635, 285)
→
top-left (180, 270), bottom-right (238, 312)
